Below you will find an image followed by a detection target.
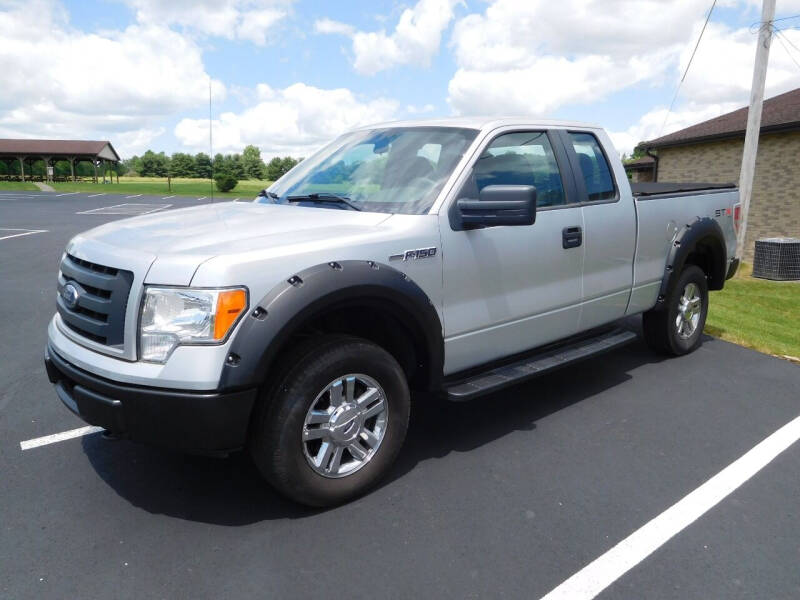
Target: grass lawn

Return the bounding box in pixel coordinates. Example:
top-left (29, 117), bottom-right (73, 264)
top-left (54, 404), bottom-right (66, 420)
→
top-left (47, 177), bottom-right (272, 198)
top-left (0, 181), bottom-right (40, 191)
top-left (705, 263), bottom-right (800, 361)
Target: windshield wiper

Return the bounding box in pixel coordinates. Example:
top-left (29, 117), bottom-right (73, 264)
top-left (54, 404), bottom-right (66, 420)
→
top-left (286, 192), bottom-right (362, 211)
top-left (257, 189), bottom-right (279, 200)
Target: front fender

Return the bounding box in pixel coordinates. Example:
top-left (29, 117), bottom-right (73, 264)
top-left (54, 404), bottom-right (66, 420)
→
top-left (217, 260), bottom-right (443, 391)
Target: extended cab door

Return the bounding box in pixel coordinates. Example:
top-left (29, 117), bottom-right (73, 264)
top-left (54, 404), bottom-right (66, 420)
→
top-left (438, 129), bottom-right (585, 375)
top-left (558, 129), bottom-right (636, 330)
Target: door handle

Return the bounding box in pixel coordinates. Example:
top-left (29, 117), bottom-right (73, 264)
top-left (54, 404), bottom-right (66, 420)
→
top-left (562, 226), bottom-right (582, 249)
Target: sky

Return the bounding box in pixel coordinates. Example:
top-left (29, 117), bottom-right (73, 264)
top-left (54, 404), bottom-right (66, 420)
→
top-left (1, 0), bottom-right (800, 160)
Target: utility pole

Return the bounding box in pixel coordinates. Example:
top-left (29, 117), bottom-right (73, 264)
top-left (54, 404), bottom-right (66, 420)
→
top-left (209, 77), bottom-right (214, 203)
top-left (736, 0), bottom-right (776, 257)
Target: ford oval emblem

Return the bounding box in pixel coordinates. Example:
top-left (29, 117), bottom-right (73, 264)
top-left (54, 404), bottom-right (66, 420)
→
top-left (62, 283), bottom-right (79, 309)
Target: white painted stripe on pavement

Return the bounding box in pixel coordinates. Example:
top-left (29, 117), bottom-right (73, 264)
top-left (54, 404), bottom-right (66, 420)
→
top-left (87, 193), bottom-right (105, 197)
top-left (20, 425), bottom-right (103, 450)
top-left (197, 196), bottom-right (206, 200)
top-left (55, 192), bottom-right (79, 196)
top-left (540, 412), bottom-right (800, 600)
top-left (141, 203), bottom-right (171, 214)
top-left (0, 228), bottom-right (48, 241)
top-left (125, 194), bottom-right (142, 198)
top-left (76, 203), bottom-right (128, 214)
top-left (162, 195), bottom-right (176, 199)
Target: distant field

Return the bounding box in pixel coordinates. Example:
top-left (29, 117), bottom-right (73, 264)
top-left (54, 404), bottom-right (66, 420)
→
top-left (0, 181), bottom-right (39, 191)
top-left (47, 177), bottom-right (272, 198)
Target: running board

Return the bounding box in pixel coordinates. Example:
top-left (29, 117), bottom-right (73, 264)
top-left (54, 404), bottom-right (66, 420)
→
top-left (444, 329), bottom-right (638, 401)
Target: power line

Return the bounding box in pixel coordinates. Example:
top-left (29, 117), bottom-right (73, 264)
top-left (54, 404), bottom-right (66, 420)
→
top-left (658, 0), bottom-right (718, 138)
top-left (776, 26), bottom-right (800, 55)
top-left (771, 14), bottom-right (800, 23)
top-left (775, 30), bottom-right (800, 71)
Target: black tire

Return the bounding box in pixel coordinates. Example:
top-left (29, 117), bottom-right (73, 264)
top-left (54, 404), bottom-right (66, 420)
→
top-left (249, 335), bottom-right (410, 507)
top-left (642, 265), bottom-right (709, 356)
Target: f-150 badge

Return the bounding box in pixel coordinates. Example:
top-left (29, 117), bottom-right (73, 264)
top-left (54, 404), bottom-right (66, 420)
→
top-left (389, 247), bottom-right (437, 261)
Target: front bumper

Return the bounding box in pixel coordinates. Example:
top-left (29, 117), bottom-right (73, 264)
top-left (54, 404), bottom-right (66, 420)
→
top-left (45, 344), bottom-right (257, 454)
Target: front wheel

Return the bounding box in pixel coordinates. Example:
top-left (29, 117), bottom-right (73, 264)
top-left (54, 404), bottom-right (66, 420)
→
top-left (250, 336), bottom-right (410, 507)
top-left (642, 265), bottom-right (709, 356)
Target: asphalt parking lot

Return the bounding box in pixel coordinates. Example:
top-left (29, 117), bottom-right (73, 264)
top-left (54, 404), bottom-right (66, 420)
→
top-left (1, 191), bottom-right (799, 599)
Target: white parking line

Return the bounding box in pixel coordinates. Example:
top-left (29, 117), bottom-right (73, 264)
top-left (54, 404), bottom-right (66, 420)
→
top-left (540, 412), bottom-right (800, 600)
top-left (76, 203), bottom-right (171, 215)
top-left (125, 194), bottom-right (142, 198)
top-left (20, 425), bottom-right (104, 450)
top-left (0, 228), bottom-right (48, 241)
top-left (162, 195), bottom-right (176, 199)
top-left (141, 203), bottom-right (171, 214)
top-left (87, 193), bottom-right (105, 198)
top-left (197, 196), bottom-right (207, 200)
top-left (55, 192), bottom-right (79, 196)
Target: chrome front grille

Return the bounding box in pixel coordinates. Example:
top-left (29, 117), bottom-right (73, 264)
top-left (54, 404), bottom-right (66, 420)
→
top-left (57, 254), bottom-right (133, 346)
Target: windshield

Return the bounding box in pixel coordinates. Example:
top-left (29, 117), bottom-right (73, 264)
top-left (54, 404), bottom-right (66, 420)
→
top-left (258, 126), bottom-right (478, 215)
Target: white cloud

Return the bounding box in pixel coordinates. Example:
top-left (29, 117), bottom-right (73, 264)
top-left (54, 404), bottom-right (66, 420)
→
top-left (123, 0), bottom-right (291, 45)
top-left (447, 0), bottom-right (709, 115)
top-left (447, 0), bottom-right (800, 155)
top-left (174, 83), bottom-right (399, 157)
top-left (608, 23), bottom-right (800, 153)
top-left (315, 0), bottom-right (460, 75)
top-left (607, 103), bottom-right (742, 157)
top-left (314, 17), bottom-right (354, 36)
top-left (0, 0), bottom-right (224, 156)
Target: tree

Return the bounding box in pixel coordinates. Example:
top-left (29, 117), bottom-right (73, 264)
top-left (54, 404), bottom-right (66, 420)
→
top-left (139, 150), bottom-right (170, 177)
top-left (265, 155), bottom-right (299, 181)
top-left (214, 172), bottom-right (238, 192)
top-left (194, 153), bottom-right (212, 179)
top-left (241, 145), bottom-right (266, 179)
top-left (212, 153), bottom-right (225, 176)
top-left (169, 153), bottom-right (196, 178)
top-left (630, 143), bottom-right (646, 160)
top-left (122, 156), bottom-right (140, 176)
top-left (228, 153), bottom-right (246, 179)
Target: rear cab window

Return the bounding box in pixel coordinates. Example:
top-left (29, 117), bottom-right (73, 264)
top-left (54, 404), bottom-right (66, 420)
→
top-left (568, 132), bottom-right (616, 202)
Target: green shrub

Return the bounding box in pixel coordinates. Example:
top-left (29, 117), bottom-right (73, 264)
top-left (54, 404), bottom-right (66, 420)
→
top-left (214, 172), bottom-right (238, 192)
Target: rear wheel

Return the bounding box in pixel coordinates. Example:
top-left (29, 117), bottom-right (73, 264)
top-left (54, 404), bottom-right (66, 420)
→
top-left (642, 265), bottom-right (709, 356)
top-left (250, 336), bottom-right (410, 507)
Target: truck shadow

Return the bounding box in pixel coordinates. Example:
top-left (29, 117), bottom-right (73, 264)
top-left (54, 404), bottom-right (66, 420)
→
top-left (81, 332), bottom-right (687, 525)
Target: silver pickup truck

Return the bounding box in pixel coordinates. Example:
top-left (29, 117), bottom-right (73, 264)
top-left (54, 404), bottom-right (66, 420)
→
top-left (45, 118), bottom-right (740, 505)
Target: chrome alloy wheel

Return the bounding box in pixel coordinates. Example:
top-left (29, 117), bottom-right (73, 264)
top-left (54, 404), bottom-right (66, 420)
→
top-left (301, 374), bottom-right (388, 478)
top-left (676, 282), bottom-right (702, 339)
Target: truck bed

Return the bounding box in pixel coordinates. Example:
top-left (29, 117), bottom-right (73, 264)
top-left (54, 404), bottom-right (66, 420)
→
top-left (631, 182), bottom-right (736, 198)
top-left (628, 183), bottom-right (739, 316)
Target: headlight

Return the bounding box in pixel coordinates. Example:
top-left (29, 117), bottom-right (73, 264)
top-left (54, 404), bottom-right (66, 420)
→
top-left (139, 287), bottom-right (248, 363)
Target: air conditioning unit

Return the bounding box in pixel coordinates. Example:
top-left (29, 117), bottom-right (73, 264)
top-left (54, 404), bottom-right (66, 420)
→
top-left (752, 238), bottom-right (800, 281)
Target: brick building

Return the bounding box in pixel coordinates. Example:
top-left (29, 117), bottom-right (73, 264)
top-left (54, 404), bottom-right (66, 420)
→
top-left (638, 88), bottom-right (800, 261)
top-left (623, 155), bottom-right (655, 182)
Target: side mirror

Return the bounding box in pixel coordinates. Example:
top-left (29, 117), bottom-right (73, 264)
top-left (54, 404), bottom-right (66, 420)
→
top-left (454, 185), bottom-right (537, 230)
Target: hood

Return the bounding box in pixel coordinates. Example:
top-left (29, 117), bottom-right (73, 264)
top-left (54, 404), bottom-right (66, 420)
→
top-left (70, 202), bottom-right (392, 285)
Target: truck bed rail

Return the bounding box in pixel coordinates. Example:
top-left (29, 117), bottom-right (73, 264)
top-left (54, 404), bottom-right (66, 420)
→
top-left (631, 182), bottom-right (736, 197)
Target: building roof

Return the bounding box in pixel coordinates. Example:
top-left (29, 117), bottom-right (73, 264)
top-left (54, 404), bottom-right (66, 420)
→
top-left (0, 139), bottom-right (120, 161)
top-left (645, 88), bottom-right (800, 149)
top-left (623, 155), bottom-right (655, 169)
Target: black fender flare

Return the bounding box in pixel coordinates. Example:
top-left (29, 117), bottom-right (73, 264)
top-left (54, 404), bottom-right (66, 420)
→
top-left (218, 260), bottom-right (444, 392)
top-left (654, 216), bottom-right (727, 309)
